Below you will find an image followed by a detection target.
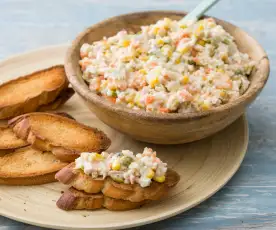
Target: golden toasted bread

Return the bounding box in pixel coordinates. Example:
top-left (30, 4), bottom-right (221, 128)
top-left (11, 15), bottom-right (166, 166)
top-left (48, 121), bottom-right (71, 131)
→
top-left (0, 146), bottom-right (68, 185)
top-left (38, 87), bottom-right (75, 112)
top-left (0, 65), bottom-right (69, 119)
top-left (0, 126), bottom-right (28, 151)
top-left (56, 163), bottom-right (180, 202)
top-left (56, 187), bottom-right (147, 211)
top-left (0, 112), bottom-right (74, 156)
top-left (9, 113), bottom-right (111, 162)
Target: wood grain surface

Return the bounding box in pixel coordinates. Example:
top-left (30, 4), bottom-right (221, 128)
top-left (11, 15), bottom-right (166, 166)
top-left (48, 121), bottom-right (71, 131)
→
top-left (0, 0), bottom-right (275, 229)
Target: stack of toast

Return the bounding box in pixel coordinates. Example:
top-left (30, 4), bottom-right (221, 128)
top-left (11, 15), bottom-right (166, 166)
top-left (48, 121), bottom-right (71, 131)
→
top-left (0, 65), bottom-right (74, 119)
top-left (56, 163), bottom-right (180, 211)
top-left (0, 66), bottom-right (111, 186)
top-left (0, 112), bottom-right (111, 185)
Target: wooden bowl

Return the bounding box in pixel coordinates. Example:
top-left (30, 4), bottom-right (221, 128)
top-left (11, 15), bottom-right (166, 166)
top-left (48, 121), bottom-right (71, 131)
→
top-left (65, 11), bottom-right (269, 144)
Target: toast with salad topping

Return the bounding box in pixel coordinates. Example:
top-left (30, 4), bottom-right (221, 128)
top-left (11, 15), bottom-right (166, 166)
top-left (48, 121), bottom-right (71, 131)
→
top-left (0, 65), bottom-right (73, 119)
top-left (56, 148), bottom-right (180, 210)
top-left (8, 113), bottom-right (111, 162)
top-left (56, 162), bottom-right (179, 202)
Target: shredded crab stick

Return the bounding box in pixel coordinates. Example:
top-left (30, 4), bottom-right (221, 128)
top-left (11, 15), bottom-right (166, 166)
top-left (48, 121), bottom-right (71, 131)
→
top-left (79, 17), bottom-right (254, 113)
top-left (75, 148), bottom-right (167, 188)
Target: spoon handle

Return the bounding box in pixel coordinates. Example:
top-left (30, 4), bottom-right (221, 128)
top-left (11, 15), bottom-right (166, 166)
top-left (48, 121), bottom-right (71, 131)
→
top-left (180, 0), bottom-right (221, 23)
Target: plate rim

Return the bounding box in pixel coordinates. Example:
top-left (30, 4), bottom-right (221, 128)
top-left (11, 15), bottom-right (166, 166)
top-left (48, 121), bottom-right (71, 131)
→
top-left (0, 45), bottom-right (249, 230)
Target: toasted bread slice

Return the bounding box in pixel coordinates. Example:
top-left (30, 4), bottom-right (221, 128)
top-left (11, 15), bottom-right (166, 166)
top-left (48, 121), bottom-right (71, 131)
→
top-left (56, 163), bottom-right (180, 202)
top-left (0, 126), bottom-right (28, 150)
top-left (0, 65), bottom-right (69, 119)
top-left (38, 87), bottom-right (75, 112)
top-left (9, 113), bottom-right (111, 162)
top-left (56, 187), bottom-right (147, 211)
top-left (0, 146), bottom-right (68, 185)
top-left (0, 112), bottom-right (74, 154)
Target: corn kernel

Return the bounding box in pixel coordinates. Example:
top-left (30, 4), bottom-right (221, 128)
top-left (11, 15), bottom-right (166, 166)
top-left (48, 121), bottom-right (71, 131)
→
top-left (111, 175), bottom-right (124, 183)
top-left (198, 24), bottom-right (204, 31)
top-left (180, 46), bottom-right (190, 54)
top-left (220, 90), bottom-right (226, 97)
top-left (157, 39), bottom-right (164, 46)
top-left (175, 58), bottom-right (181, 64)
top-left (147, 169), bottom-right (155, 179)
top-left (121, 55), bottom-right (133, 62)
top-left (140, 55), bottom-right (149, 61)
top-left (150, 77), bottom-right (159, 88)
top-left (153, 175), bottom-right (166, 183)
top-left (198, 40), bottom-right (206, 46)
top-left (195, 24), bottom-right (204, 37)
top-left (139, 69), bottom-right (147, 74)
top-left (112, 160), bottom-right (121, 171)
top-left (182, 75), bottom-right (189, 84)
top-left (153, 27), bottom-right (159, 35)
top-left (95, 153), bottom-right (103, 160)
top-left (180, 24), bottom-right (187, 29)
top-left (167, 50), bottom-right (172, 58)
top-left (201, 102), bottom-right (210, 111)
top-left (122, 40), bottom-right (130, 47)
top-left (89, 153), bottom-right (103, 161)
top-left (136, 48), bottom-right (142, 56)
top-left (217, 68), bottom-right (225, 73)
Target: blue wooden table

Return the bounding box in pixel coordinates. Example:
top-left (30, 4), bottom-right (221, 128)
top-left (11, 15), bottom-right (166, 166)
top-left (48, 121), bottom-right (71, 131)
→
top-left (0, 0), bottom-right (275, 229)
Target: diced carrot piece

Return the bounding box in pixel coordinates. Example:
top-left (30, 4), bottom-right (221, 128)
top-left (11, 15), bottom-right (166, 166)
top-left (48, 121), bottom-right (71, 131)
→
top-left (180, 91), bottom-right (193, 101)
top-left (104, 96), bottom-right (116, 103)
top-left (164, 74), bottom-right (170, 80)
top-left (146, 96), bottom-right (155, 104)
top-left (80, 52), bottom-right (88, 59)
top-left (182, 33), bottom-right (190, 38)
top-left (159, 107), bottom-right (169, 113)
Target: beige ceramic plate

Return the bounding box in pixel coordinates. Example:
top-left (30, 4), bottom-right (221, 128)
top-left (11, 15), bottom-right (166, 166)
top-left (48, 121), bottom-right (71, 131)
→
top-left (0, 45), bottom-right (248, 230)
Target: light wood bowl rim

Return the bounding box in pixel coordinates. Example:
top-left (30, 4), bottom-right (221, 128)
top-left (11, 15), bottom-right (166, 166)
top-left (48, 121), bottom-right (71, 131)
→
top-left (65, 10), bottom-right (270, 121)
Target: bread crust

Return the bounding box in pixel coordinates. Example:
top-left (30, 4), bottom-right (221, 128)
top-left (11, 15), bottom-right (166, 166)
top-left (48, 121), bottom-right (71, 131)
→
top-left (0, 65), bottom-right (69, 119)
top-left (0, 126), bottom-right (28, 150)
top-left (56, 163), bottom-right (180, 202)
top-left (56, 187), bottom-right (147, 211)
top-left (38, 87), bottom-right (75, 112)
top-left (9, 113), bottom-right (111, 162)
top-left (0, 146), bottom-right (68, 185)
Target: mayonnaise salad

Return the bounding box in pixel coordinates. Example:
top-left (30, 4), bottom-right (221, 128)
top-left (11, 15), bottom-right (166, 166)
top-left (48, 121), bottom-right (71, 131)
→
top-left (75, 147), bottom-right (167, 188)
top-left (79, 17), bottom-right (255, 113)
